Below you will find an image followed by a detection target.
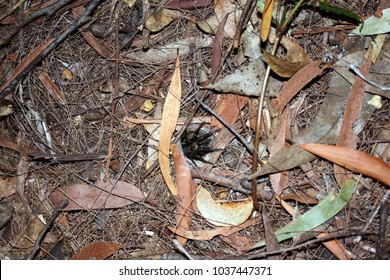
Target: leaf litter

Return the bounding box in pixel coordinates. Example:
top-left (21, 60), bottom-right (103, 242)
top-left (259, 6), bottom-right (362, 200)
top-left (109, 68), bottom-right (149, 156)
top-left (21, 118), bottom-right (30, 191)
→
top-left (0, 0), bottom-right (389, 260)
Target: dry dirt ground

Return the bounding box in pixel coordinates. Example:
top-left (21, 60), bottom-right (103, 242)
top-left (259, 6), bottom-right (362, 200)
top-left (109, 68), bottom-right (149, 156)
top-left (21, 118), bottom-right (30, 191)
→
top-left (0, 0), bottom-right (389, 260)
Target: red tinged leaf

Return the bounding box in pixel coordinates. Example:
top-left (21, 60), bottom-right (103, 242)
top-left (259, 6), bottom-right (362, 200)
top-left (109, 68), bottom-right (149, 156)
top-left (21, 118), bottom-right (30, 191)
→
top-left (335, 47), bottom-right (373, 185)
top-left (271, 61), bottom-right (325, 113)
top-left (171, 144), bottom-right (193, 246)
top-left (71, 241), bottom-right (123, 260)
top-left (0, 38), bottom-right (55, 94)
top-left (37, 70), bottom-right (66, 104)
top-left (211, 13), bottom-right (228, 75)
top-left (297, 143), bottom-right (390, 186)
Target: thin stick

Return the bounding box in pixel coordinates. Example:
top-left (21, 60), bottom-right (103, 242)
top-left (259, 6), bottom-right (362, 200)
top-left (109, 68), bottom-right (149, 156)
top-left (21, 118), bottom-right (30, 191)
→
top-left (28, 199), bottom-right (69, 260)
top-left (195, 97), bottom-right (254, 156)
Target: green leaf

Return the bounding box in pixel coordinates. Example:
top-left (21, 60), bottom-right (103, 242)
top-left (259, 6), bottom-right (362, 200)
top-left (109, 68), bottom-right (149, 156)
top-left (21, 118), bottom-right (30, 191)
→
top-left (248, 179), bottom-right (357, 250)
top-left (316, 2), bottom-right (362, 23)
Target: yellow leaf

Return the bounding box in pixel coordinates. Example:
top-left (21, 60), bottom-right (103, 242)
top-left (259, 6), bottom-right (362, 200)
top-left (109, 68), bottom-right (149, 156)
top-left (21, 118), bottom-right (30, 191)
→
top-left (260, 0), bottom-right (274, 42)
top-left (123, 0), bottom-right (136, 9)
top-left (140, 99), bottom-right (153, 112)
top-left (158, 56), bottom-right (182, 196)
top-left (61, 68), bottom-right (73, 81)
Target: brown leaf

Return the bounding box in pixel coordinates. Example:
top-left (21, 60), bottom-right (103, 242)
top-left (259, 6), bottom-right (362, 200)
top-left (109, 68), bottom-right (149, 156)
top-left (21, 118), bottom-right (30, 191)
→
top-left (260, 0), bottom-right (274, 42)
top-left (171, 144), bottom-right (193, 246)
top-left (211, 94), bottom-right (248, 129)
top-left (221, 234), bottom-right (252, 253)
top-left (271, 61), bottom-right (325, 113)
top-left (165, 0), bottom-right (213, 10)
top-left (16, 215), bottom-right (45, 249)
top-left (263, 208), bottom-right (281, 260)
top-left (297, 143), bottom-right (390, 186)
top-left (280, 36), bottom-right (312, 65)
top-left (214, 0), bottom-right (241, 38)
top-left (280, 190), bottom-right (318, 204)
top-left (0, 38), bottom-right (55, 94)
top-left (263, 51), bottom-right (309, 78)
top-left (0, 135), bottom-right (19, 152)
top-left (49, 180), bottom-right (145, 211)
top-left (37, 70), bottom-right (66, 104)
top-left (0, 176), bottom-right (17, 198)
top-left (316, 232), bottom-right (351, 260)
top-left (71, 241), bottom-right (123, 260)
top-left (335, 47), bottom-right (373, 185)
top-left (81, 30), bottom-right (113, 59)
top-left (211, 13), bottom-right (228, 75)
top-left (145, 9), bottom-right (182, 32)
top-left (159, 55), bottom-right (182, 196)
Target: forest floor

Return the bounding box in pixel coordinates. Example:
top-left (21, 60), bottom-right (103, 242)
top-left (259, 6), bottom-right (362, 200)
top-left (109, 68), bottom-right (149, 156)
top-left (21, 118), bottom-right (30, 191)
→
top-left (0, 0), bottom-right (389, 260)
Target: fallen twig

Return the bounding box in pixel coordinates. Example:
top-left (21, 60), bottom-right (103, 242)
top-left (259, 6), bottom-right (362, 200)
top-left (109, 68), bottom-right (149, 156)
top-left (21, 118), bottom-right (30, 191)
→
top-left (28, 199), bottom-right (69, 260)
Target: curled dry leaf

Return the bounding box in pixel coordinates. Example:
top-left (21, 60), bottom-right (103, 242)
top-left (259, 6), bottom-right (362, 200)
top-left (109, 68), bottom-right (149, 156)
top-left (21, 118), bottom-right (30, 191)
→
top-left (71, 241), bottom-right (123, 260)
top-left (263, 51), bottom-right (309, 78)
top-left (297, 143), bottom-right (390, 186)
top-left (195, 186), bottom-right (253, 226)
top-left (168, 217), bottom-right (260, 240)
top-left (49, 180), bottom-right (145, 211)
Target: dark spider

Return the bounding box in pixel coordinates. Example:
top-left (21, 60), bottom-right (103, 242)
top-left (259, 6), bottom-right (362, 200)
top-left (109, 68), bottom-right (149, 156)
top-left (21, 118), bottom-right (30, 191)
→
top-left (181, 122), bottom-right (221, 165)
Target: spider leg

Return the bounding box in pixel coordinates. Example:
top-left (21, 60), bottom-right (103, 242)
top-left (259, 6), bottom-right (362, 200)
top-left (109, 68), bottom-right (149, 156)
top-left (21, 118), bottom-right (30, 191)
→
top-left (192, 127), bottom-right (221, 145)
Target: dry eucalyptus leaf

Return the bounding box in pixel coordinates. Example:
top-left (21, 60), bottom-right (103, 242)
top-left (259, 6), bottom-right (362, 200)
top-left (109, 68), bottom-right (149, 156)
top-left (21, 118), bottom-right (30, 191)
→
top-left (145, 9), bottom-right (182, 32)
top-left (298, 143), bottom-right (390, 186)
top-left (214, 0), bottom-right (241, 38)
top-left (124, 36), bottom-right (212, 64)
top-left (197, 0), bottom-right (241, 38)
top-left (195, 186), bottom-right (253, 226)
top-left (0, 176), bottom-right (17, 198)
top-left (0, 201), bottom-right (13, 230)
top-left (242, 26), bottom-right (261, 59)
top-left (49, 180), bottom-right (145, 211)
top-left (71, 241), bottom-right (123, 260)
top-left (123, 0), bottom-right (136, 8)
top-left (158, 56), bottom-right (182, 196)
top-left (260, 0), bottom-right (274, 42)
top-left (251, 37), bottom-right (386, 179)
top-left (280, 36), bottom-right (312, 64)
top-left (202, 57), bottom-right (283, 97)
top-left (196, 15), bottom-right (220, 35)
top-left (171, 144), bottom-right (193, 246)
top-left (263, 51), bottom-right (308, 78)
